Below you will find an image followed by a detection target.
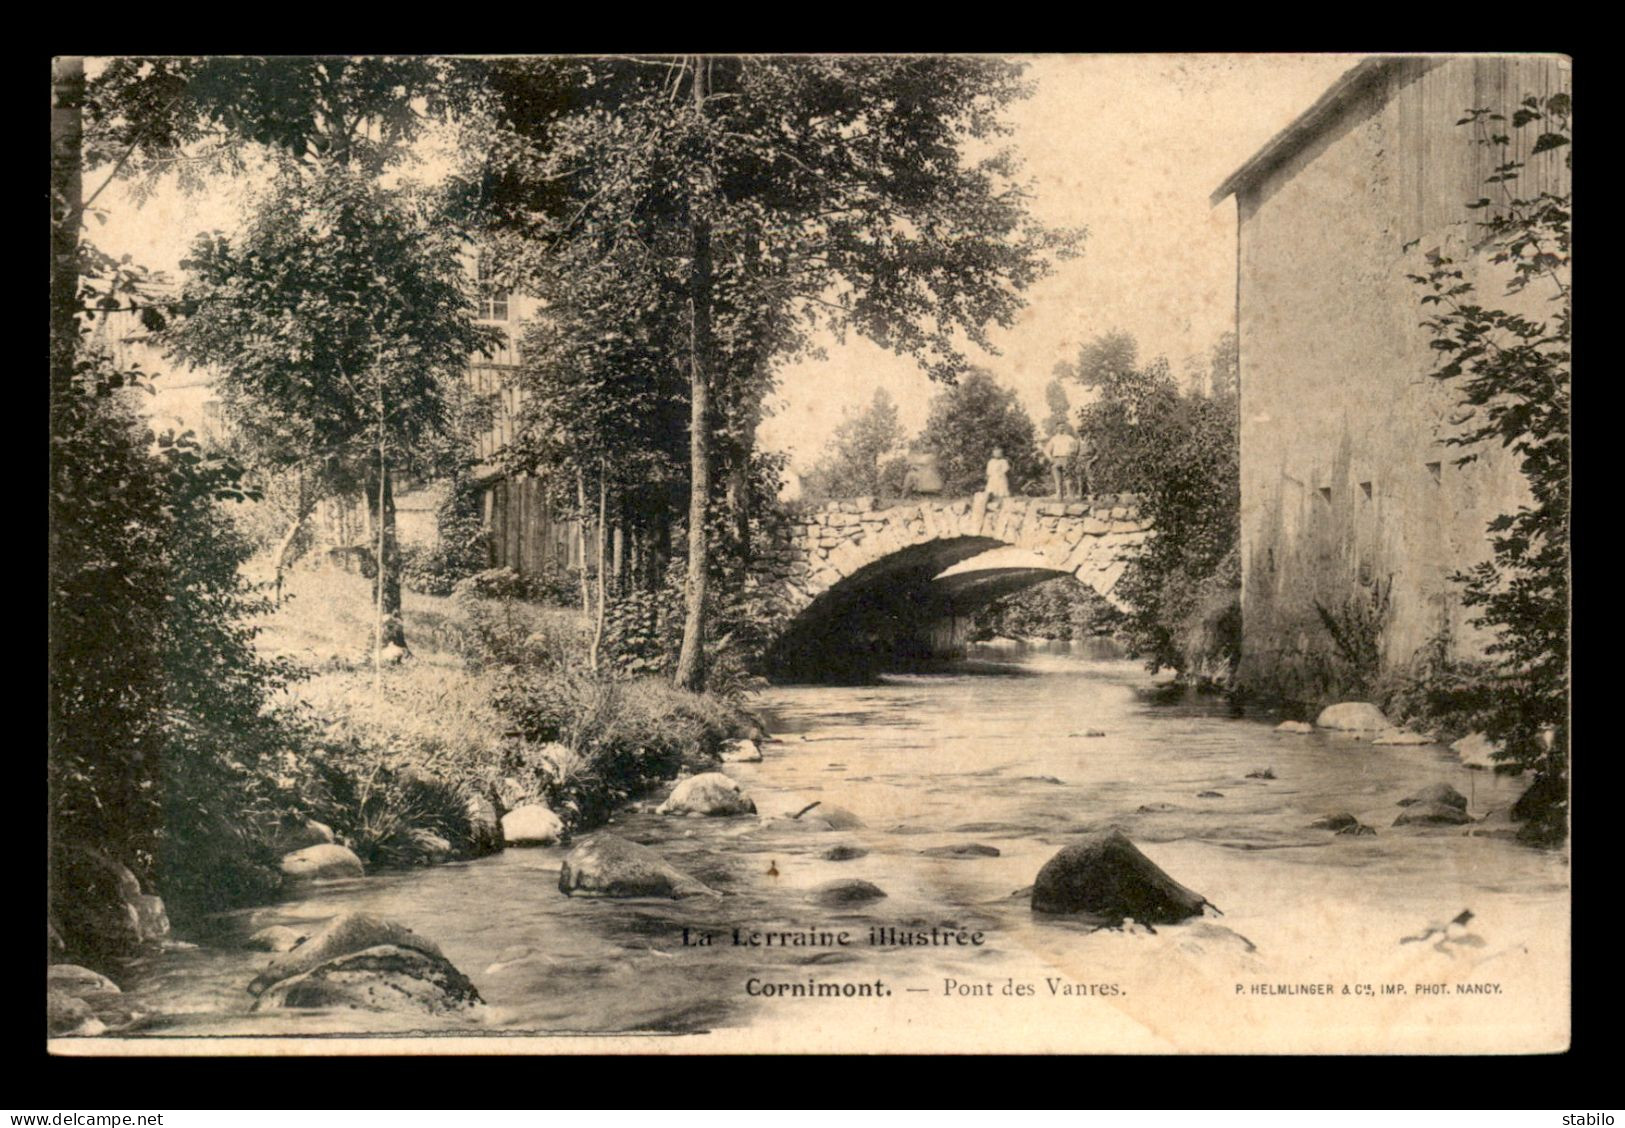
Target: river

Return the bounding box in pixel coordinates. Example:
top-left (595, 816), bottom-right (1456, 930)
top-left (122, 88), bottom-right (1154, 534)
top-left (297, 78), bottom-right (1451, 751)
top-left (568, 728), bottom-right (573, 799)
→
top-left (111, 643), bottom-right (1570, 1053)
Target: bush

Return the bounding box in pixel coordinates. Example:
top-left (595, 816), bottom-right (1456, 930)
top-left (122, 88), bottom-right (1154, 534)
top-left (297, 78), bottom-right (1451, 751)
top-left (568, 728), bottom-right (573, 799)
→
top-left (50, 355), bottom-right (305, 928)
top-left (400, 475), bottom-right (494, 596)
top-left (492, 668), bottom-right (754, 831)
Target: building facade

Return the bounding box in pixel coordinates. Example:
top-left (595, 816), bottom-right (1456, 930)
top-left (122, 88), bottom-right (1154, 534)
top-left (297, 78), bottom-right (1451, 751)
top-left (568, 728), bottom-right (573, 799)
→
top-left (1213, 55), bottom-right (1569, 701)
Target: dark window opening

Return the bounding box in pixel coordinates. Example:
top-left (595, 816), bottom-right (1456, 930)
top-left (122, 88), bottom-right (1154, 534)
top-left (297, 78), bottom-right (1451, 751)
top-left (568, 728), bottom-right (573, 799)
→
top-left (1359, 481), bottom-right (1373, 500)
top-left (1425, 462), bottom-right (1442, 485)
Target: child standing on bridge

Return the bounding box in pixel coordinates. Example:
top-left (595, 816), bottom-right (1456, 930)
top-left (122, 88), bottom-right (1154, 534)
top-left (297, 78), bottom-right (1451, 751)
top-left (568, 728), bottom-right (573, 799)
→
top-left (984, 447), bottom-right (1011, 499)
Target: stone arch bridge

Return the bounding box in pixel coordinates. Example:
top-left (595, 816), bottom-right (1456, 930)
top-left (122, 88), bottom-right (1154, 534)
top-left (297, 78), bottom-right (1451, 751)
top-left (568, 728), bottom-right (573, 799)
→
top-left (755, 493), bottom-right (1151, 678)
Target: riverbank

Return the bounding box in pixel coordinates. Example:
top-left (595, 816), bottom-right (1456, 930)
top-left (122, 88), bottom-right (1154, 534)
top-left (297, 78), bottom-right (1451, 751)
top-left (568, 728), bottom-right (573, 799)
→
top-left (48, 564), bottom-right (761, 1035)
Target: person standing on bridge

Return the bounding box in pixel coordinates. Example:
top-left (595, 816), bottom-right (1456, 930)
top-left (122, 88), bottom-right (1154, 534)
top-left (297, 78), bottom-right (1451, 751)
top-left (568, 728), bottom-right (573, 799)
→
top-left (1044, 423), bottom-right (1081, 500)
top-left (984, 446), bottom-right (1011, 499)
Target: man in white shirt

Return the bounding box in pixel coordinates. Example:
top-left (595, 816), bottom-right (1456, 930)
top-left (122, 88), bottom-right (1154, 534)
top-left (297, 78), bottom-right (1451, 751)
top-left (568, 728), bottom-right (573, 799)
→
top-left (1044, 424), bottom-right (1082, 499)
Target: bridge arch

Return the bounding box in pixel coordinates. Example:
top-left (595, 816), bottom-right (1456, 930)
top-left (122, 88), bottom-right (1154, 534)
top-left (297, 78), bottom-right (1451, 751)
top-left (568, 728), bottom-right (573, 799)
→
top-left (756, 493), bottom-right (1151, 678)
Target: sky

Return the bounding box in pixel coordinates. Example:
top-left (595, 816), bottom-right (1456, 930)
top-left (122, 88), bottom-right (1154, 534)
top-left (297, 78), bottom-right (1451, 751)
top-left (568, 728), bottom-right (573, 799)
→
top-left (90, 53), bottom-right (1358, 473)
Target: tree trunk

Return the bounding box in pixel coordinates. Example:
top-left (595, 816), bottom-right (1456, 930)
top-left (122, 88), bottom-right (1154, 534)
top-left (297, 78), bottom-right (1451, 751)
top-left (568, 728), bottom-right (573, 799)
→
top-left (273, 468), bottom-right (314, 603)
top-left (50, 57), bottom-right (83, 400)
top-left (591, 465), bottom-right (608, 672)
top-left (364, 464), bottom-right (406, 650)
top-left (674, 57), bottom-right (715, 693)
top-left (576, 470), bottom-right (592, 622)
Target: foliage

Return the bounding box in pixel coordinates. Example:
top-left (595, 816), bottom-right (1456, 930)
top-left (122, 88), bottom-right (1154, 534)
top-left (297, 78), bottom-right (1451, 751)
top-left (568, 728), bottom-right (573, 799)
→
top-left (84, 56), bottom-right (485, 185)
top-left (400, 476), bottom-right (493, 596)
top-left (165, 160), bottom-right (499, 646)
top-left (969, 576), bottom-right (1123, 642)
top-left (917, 368), bottom-right (1043, 495)
top-left (1060, 331), bottom-right (1241, 677)
top-left (475, 56), bottom-right (1081, 687)
top-left (49, 338), bottom-right (304, 924)
top-left (1406, 91), bottom-right (1569, 806)
top-left (492, 668), bottom-right (755, 830)
top-left (802, 388), bottom-right (908, 500)
top-left (1312, 577), bottom-right (1392, 697)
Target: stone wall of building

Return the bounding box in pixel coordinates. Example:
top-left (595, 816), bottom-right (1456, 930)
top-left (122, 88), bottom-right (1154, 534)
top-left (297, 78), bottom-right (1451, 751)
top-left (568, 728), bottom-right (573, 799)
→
top-left (1232, 56), bottom-right (1568, 702)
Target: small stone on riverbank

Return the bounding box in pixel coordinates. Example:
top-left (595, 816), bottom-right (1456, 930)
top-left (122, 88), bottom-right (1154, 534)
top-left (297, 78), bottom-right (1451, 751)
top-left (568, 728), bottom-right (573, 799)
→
top-left (657, 772), bottom-right (757, 817)
top-left (279, 843), bottom-right (364, 881)
top-left (502, 804), bottom-right (564, 846)
top-left (1315, 702), bottom-right (1391, 732)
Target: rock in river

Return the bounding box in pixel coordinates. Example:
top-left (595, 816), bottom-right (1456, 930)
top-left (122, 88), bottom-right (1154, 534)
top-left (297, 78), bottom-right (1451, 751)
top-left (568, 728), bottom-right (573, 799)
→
top-left (822, 845), bottom-right (868, 861)
top-left (557, 834), bottom-right (717, 899)
top-left (657, 772), bottom-right (757, 817)
top-left (248, 912), bottom-right (445, 996)
top-left (47, 964), bottom-right (120, 998)
top-left (921, 843), bottom-right (1001, 858)
top-left (280, 843), bottom-right (364, 881)
top-left (1309, 813), bottom-right (1360, 831)
top-left (1031, 830), bottom-right (1211, 923)
top-left (721, 738), bottom-right (763, 763)
top-left (1393, 802), bottom-right (1473, 827)
top-left (1274, 720), bottom-right (1313, 734)
top-left (1373, 729), bottom-right (1436, 746)
top-left (253, 945), bottom-right (483, 1016)
top-left (502, 804), bottom-right (564, 846)
top-left (811, 879), bottom-right (887, 907)
top-left (1315, 702), bottom-right (1391, 732)
top-left (247, 925), bottom-right (309, 953)
top-left (1397, 783), bottom-right (1468, 810)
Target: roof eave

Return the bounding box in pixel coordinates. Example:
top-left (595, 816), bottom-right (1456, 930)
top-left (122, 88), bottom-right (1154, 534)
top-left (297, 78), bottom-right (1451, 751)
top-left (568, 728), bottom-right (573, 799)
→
top-left (1209, 56), bottom-right (1409, 207)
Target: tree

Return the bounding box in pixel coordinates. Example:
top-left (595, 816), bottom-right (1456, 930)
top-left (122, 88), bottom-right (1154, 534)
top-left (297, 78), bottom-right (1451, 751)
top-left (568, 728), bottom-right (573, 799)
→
top-left (805, 387), bottom-right (908, 499)
top-left (1064, 330), bottom-right (1240, 678)
top-left (1408, 91), bottom-right (1570, 838)
top-left (917, 368), bottom-right (1043, 496)
top-left (1042, 377), bottom-right (1072, 437)
top-left (166, 162), bottom-right (496, 651)
top-left (52, 58), bottom-right (299, 937)
top-left (476, 55), bottom-right (1080, 690)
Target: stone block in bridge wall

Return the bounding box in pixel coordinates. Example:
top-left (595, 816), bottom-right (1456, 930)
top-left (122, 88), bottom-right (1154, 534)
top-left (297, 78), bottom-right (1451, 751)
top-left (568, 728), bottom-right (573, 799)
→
top-left (968, 492), bottom-right (989, 532)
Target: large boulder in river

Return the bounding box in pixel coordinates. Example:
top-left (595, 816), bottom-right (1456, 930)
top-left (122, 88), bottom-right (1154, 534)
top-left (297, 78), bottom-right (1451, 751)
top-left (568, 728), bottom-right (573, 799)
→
top-left (557, 834), bottom-right (717, 899)
top-left (502, 804), bottom-right (564, 846)
top-left (1031, 830), bottom-right (1210, 923)
top-left (280, 843), bottom-right (364, 881)
top-left (248, 912), bottom-right (445, 996)
top-left (1315, 702), bottom-right (1391, 732)
top-left (1398, 783), bottom-right (1468, 810)
top-left (1393, 802), bottom-right (1473, 827)
top-left (48, 964), bottom-right (120, 998)
top-left (253, 945), bottom-right (482, 1016)
top-left (657, 772), bottom-right (756, 817)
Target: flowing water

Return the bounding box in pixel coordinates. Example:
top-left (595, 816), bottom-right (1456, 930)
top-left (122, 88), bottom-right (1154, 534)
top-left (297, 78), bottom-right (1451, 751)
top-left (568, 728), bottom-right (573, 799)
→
top-left (113, 644), bottom-right (1569, 1052)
